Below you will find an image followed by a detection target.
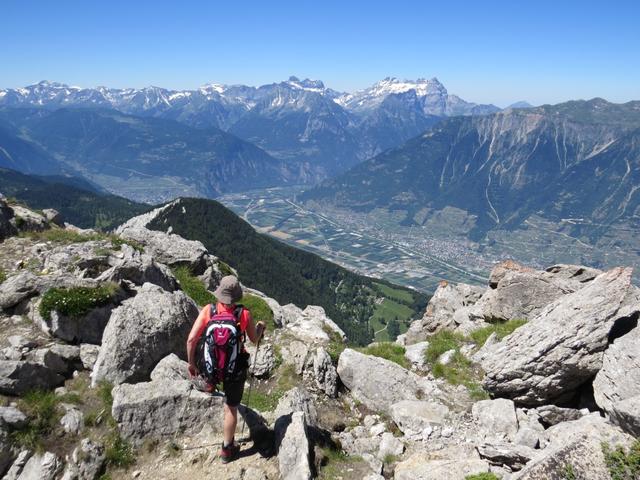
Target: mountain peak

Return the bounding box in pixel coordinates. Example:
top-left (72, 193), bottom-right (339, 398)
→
top-left (285, 76), bottom-right (326, 91)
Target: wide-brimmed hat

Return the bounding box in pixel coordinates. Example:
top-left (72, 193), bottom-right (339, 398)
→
top-left (214, 275), bottom-right (243, 304)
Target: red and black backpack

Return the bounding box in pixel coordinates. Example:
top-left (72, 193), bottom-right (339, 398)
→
top-left (195, 304), bottom-right (246, 385)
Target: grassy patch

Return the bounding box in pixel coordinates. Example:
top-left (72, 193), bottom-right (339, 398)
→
top-left (11, 390), bottom-right (61, 451)
top-left (424, 330), bottom-right (466, 364)
top-left (317, 445), bottom-right (364, 480)
top-left (602, 440), bottom-right (640, 480)
top-left (109, 236), bottom-right (144, 253)
top-left (425, 329), bottom-right (489, 400)
top-left (562, 463), bottom-right (577, 480)
top-left (357, 342), bottom-right (409, 369)
top-left (468, 319), bottom-right (528, 347)
top-left (172, 266), bottom-right (216, 307)
top-left (218, 261), bottom-right (234, 277)
top-left (373, 282), bottom-right (414, 303)
top-left (240, 294), bottom-right (276, 332)
top-left (104, 432), bottom-right (136, 468)
top-left (0, 268), bottom-right (6, 284)
top-left (465, 473), bottom-right (500, 480)
top-left (323, 325), bottom-right (346, 365)
top-left (39, 283), bottom-right (120, 321)
top-left (21, 228), bottom-right (107, 244)
top-left (245, 364), bottom-right (298, 412)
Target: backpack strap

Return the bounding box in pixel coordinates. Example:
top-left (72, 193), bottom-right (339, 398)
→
top-left (209, 303), bottom-right (217, 321)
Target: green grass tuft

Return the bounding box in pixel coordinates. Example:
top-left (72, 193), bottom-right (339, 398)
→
top-left (104, 432), bottom-right (136, 468)
top-left (357, 342), bottom-right (409, 369)
top-left (39, 283), bottom-right (120, 321)
top-left (11, 390), bottom-right (62, 451)
top-left (109, 236), bottom-right (144, 253)
top-left (0, 268), bottom-right (6, 284)
top-left (217, 261), bottom-right (235, 278)
top-left (240, 294), bottom-right (275, 332)
top-left (245, 364), bottom-right (298, 412)
top-left (468, 319), bottom-right (528, 347)
top-left (602, 440), bottom-right (640, 480)
top-left (465, 473), bottom-right (500, 480)
top-left (424, 330), bottom-right (466, 364)
top-left (172, 266), bottom-right (216, 306)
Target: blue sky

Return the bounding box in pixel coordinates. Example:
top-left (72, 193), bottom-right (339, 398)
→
top-left (2, 0), bottom-right (639, 106)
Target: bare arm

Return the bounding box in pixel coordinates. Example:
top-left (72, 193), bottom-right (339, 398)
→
top-left (187, 305), bottom-right (209, 372)
top-left (244, 309), bottom-right (265, 344)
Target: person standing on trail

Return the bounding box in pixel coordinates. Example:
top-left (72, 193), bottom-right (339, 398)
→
top-left (186, 275), bottom-right (265, 463)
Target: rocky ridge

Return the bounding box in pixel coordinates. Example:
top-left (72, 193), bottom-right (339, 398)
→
top-left (0, 199), bottom-right (638, 479)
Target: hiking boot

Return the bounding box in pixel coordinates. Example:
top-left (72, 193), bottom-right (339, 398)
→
top-left (220, 442), bottom-right (240, 463)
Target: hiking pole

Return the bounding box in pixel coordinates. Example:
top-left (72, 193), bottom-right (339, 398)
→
top-left (239, 333), bottom-right (263, 444)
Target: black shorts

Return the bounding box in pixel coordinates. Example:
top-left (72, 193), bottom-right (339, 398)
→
top-left (223, 369), bottom-right (247, 407)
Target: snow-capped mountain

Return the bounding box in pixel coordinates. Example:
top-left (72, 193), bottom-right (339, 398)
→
top-left (336, 77), bottom-right (499, 116)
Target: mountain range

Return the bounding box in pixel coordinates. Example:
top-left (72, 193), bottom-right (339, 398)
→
top-left (301, 98), bottom-right (640, 245)
top-left (0, 77), bottom-right (500, 191)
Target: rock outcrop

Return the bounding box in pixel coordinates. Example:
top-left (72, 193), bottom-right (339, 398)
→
top-left (481, 267), bottom-right (637, 405)
top-left (91, 283), bottom-right (198, 385)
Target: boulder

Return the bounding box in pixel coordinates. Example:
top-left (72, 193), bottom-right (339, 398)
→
top-left (472, 399), bottom-right (519, 441)
top-left (477, 443), bottom-right (536, 471)
top-left (245, 342), bottom-right (276, 378)
top-left (337, 349), bottom-right (439, 414)
top-left (0, 360), bottom-right (64, 395)
top-left (13, 451), bottom-right (61, 480)
top-left (0, 406), bottom-right (27, 428)
top-left (535, 405), bottom-right (585, 427)
top-left (275, 411), bottom-right (312, 480)
top-left (312, 347), bottom-right (338, 397)
top-left (544, 264), bottom-right (601, 288)
top-left (404, 341), bottom-right (429, 370)
top-left (112, 379), bottom-right (224, 443)
top-left (273, 387), bottom-right (318, 427)
top-left (405, 281), bottom-right (484, 343)
top-left (0, 429), bottom-right (14, 477)
top-left (282, 305), bottom-right (346, 343)
top-left (280, 339), bottom-right (310, 375)
top-left (61, 438), bottom-right (105, 480)
top-left (377, 432), bottom-right (404, 461)
top-left (3, 450), bottom-right (30, 480)
top-left (488, 260), bottom-right (534, 288)
top-left (542, 413), bottom-right (635, 451)
top-left (482, 267), bottom-right (637, 405)
top-left (149, 354), bottom-right (189, 382)
top-left (474, 269), bottom-right (574, 323)
top-left (91, 283), bottom-right (198, 386)
top-left (608, 395), bottom-right (640, 437)
top-left (10, 205), bottom-right (48, 232)
top-left (0, 200), bottom-right (17, 241)
top-left (390, 400), bottom-right (450, 437)
top-left (7, 336), bottom-right (35, 350)
top-left (60, 404), bottom-right (84, 434)
top-left (115, 221), bottom-right (210, 275)
top-left (395, 449), bottom-right (490, 480)
top-left (0, 272), bottom-right (39, 311)
top-left (47, 301), bottom-right (122, 345)
top-left (593, 318), bottom-right (640, 430)
top-left (31, 344), bottom-right (81, 375)
top-left (41, 209), bottom-right (63, 226)
top-left (79, 344), bottom-right (100, 370)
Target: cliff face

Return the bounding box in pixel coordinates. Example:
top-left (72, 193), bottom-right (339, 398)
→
top-left (0, 200), bottom-right (639, 479)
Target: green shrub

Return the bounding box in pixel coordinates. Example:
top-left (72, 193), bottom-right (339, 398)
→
top-left (465, 473), bottom-right (500, 480)
top-left (602, 440), bottom-right (640, 480)
top-left (0, 268), bottom-right (6, 284)
top-left (218, 261), bottom-right (235, 277)
top-left (357, 342), bottom-right (409, 369)
top-left (172, 266), bottom-right (216, 306)
top-left (11, 390), bottom-right (61, 450)
top-left (469, 319), bottom-right (528, 347)
top-left (21, 228), bottom-right (107, 244)
top-left (562, 463), bottom-right (577, 480)
top-left (39, 283), bottom-right (119, 321)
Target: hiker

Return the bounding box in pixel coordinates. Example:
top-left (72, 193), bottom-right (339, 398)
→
top-left (186, 275), bottom-right (265, 463)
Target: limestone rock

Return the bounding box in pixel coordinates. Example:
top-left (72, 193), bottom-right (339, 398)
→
top-left (472, 399), bottom-right (519, 441)
top-left (482, 267), bottom-right (637, 405)
top-left (395, 451), bottom-right (490, 480)
top-left (91, 283), bottom-right (198, 386)
top-left (3, 450), bottom-right (31, 480)
top-left (273, 387), bottom-right (318, 426)
top-left (31, 344), bottom-right (82, 375)
top-left (61, 438), bottom-right (105, 480)
top-left (535, 405), bottom-right (585, 427)
top-left (48, 302), bottom-right (120, 345)
top-left (312, 347), bottom-right (338, 397)
top-left (282, 304), bottom-right (346, 343)
top-left (149, 354), bottom-right (189, 382)
top-left (542, 413), bottom-right (635, 452)
top-left (0, 272), bottom-right (39, 310)
top-left (41, 209), bottom-right (63, 226)
top-left (405, 281), bottom-right (484, 343)
top-left (14, 451), bottom-right (61, 480)
top-left (280, 339), bottom-right (310, 375)
top-left (79, 344), bottom-right (100, 370)
top-left (245, 342), bottom-right (276, 379)
top-left (337, 349), bottom-right (439, 413)
top-left (275, 411), bottom-right (311, 480)
top-left (10, 205), bottom-right (48, 233)
top-left (477, 443), bottom-right (536, 471)
top-left (0, 200), bottom-right (17, 241)
top-left (60, 404), bottom-right (84, 434)
top-left (112, 379), bottom-right (224, 443)
top-left (0, 360), bottom-right (64, 395)
top-left (377, 432), bottom-right (404, 461)
top-left (593, 318), bottom-right (640, 431)
top-left (544, 264), bottom-right (601, 288)
top-left (404, 341), bottom-right (429, 370)
top-left (390, 400), bottom-right (449, 437)
top-left (0, 429), bottom-right (14, 477)
top-left (608, 395), bottom-right (640, 437)
top-left (0, 406), bottom-right (27, 428)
